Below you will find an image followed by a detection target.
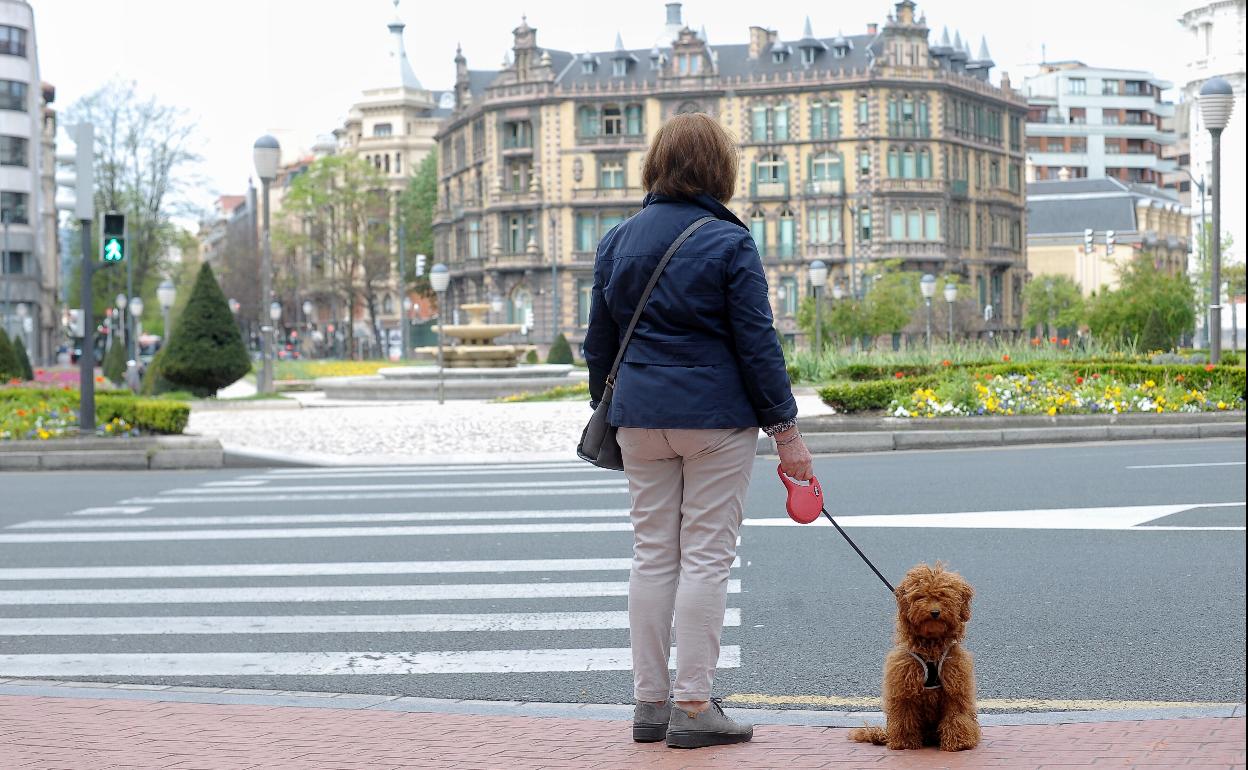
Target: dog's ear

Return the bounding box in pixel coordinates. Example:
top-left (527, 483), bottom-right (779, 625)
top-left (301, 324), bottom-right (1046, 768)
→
top-left (958, 581), bottom-right (974, 623)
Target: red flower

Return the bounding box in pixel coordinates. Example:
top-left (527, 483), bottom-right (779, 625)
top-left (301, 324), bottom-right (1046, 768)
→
top-left (35, 369), bottom-right (45, 376)
top-left (1205, 363), bottom-right (1215, 372)
top-left (894, 371), bottom-right (905, 379)
top-left (1049, 336), bottom-right (1058, 344)
top-left (1002, 354), bottom-right (1011, 362)
top-left (6, 378), bottom-right (18, 385)
top-left (1031, 337), bottom-right (1041, 346)
top-left (1176, 374), bottom-right (1185, 382)
top-left (1075, 376), bottom-right (1084, 384)
top-left (1061, 338), bottom-right (1070, 347)
top-left (942, 359), bottom-right (952, 367)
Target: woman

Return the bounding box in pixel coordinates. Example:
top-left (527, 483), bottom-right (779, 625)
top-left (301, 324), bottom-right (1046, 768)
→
top-left (583, 112), bottom-right (814, 749)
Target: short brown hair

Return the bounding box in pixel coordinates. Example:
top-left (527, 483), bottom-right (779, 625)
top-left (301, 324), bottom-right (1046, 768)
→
top-left (641, 113), bottom-right (738, 203)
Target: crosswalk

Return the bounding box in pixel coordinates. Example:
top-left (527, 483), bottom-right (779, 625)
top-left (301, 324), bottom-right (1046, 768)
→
top-left (0, 461), bottom-right (742, 683)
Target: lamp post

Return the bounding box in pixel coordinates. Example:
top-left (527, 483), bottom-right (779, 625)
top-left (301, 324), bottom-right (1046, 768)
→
top-left (128, 296), bottom-right (144, 361)
top-left (944, 281), bottom-right (957, 343)
top-left (430, 263), bottom-right (450, 405)
top-left (254, 134), bottom-right (281, 392)
top-left (157, 280), bottom-right (176, 346)
top-left (920, 273), bottom-right (936, 351)
top-left (808, 260), bottom-right (828, 353)
top-left (1199, 77), bottom-right (1235, 364)
top-left (114, 293), bottom-right (127, 358)
top-left (14, 302), bottom-right (27, 352)
top-left (302, 300), bottom-right (314, 358)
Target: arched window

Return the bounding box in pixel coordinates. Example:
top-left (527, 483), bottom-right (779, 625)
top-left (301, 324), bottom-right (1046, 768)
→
top-left (384, 154), bottom-right (391, 174)
top-left (625, 103), bottom-right (644, 134)
top-left (908, 209), bottom-right (922, 240)
top-left (749, 210), bottom-right (767, 256)
top-left (602, 104), bottom-right (623, 135)
top-left (902, 146), bottom-right (917, 178)
top-left (810, 151), bottom-right (842, 182)
top-left (578, 106), bottom-right (599, 136)
top-left (508, 286), bottom-right (534, 328)
top-left (918, 148), bottom-right (932, 178)
top-left (755, 153), bottom-right (786, 183)
top-left (887, 147), bottom-right (900, 177)
top-left (778, 207), bottom-right (795, 258)
top-left (676, 101), bottom-right (700, 114)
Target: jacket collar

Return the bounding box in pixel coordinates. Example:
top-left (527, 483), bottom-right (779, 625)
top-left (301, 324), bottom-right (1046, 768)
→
top-left (642, 192), bottom-right (746, 230)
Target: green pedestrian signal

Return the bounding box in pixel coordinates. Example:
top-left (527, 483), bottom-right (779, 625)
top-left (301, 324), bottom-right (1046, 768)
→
top-left (103, 236), bottom-right (124, 263)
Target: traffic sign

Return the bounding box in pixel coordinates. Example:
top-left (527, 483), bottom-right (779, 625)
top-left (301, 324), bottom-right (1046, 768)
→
top-left (103, 236), bottom-right (124, 263)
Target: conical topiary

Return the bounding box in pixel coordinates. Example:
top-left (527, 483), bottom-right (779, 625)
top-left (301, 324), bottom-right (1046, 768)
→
top-left (546, 332), bottom-right (573, 365)
top-left (102, 335), bottom-right (128, 384)
top-left (0, 328), bottom-right (18, 381)
top-left (160, 263), bottom-right (251, 397)
top-left (12, 335), bottom-right (34, 381)
top-left (1139, 307), bottom-right (1171, 353)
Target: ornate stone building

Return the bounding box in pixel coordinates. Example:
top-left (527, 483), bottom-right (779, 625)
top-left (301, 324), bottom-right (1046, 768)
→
top-left (433, 1), bottom-right (1029, 347)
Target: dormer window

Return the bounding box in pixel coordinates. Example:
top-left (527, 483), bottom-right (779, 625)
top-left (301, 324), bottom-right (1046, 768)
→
top-left (772, 49), bottom-right (787, 64)
top-left (801, 47), bottom-right (817, 65)
top-left (613, 59), bottom-right (627, 77)
top-left (580, 55), bottom-right (597, 74)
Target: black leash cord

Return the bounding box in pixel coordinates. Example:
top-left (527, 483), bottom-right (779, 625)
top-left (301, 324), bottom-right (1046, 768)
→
top-left (821, 508), bottom-right (896, 594)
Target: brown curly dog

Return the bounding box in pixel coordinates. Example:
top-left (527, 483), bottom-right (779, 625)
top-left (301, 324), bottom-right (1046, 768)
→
top-left (848, 563), bottom-right (980, 752)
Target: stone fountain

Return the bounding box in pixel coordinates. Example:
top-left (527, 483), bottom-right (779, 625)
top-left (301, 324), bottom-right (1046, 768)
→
top-left (316, 302), bottom-right (584, 401)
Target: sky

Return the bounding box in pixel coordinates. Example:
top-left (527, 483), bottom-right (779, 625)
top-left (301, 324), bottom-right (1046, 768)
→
top-left (32, 0), bottom-right (1200, 221)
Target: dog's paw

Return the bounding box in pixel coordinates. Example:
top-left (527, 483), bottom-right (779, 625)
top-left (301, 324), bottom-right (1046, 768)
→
top-left (886, 738), bottom-right (922, 751)
top-left (939, 738), bottom-right (979, 752)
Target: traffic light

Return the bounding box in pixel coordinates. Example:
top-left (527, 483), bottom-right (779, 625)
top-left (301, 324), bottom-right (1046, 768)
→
top-left (1083, 228), bottom-right (1094, 255)
top-left (415, 253), bottom-right (427, 277)
top-left (102, 212), bottom-right (125, 263)
top-left (1105, 229), bottom-right (1115, 256)
top-left (55, 122), bottom-right (94, 221)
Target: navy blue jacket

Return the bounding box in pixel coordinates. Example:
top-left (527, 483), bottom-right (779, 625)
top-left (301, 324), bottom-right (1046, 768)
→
top-left (584, 193), bottom-right (797, 430)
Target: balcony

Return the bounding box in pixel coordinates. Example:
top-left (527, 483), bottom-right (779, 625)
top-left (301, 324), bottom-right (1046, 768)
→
top-left (750, 179), bottom-right (789, 199)
top-left (576, 132), bottom-right (647, 148)
top-left (878, 178), bottom-right (946, 194)
top-left (887, 122), bottom-right (932, 138)
top-left (758, 242), bottom-right (797, 260)
top-left (878, 241), bottom-right (951, 259)
top-left (804, 242), bottom-right (846, 261)
top-left (570, 186), bottom-right (645, 202)
top-left (985, 245), bottom-right (1019, 264)
top-left (803, 179), bottom-right (843, 196)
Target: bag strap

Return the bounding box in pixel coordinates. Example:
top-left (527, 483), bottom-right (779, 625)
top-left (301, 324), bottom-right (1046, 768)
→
top-left (605, 216), bottom-right (716, 388)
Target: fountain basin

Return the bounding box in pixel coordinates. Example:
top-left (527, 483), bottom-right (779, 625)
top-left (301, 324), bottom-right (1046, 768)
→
top-left (316, 365), bottom-right (584, 401)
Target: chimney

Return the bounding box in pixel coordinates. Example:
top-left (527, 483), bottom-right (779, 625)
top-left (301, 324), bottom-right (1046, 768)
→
top-left (867, 22), bottom-right (878, 35)
top-left (749, 26), bottom-right (770, 59)
top-left (664, 2), bottom-right (684, 42)
top-left (1000, 71), bottom-right (1011, 92)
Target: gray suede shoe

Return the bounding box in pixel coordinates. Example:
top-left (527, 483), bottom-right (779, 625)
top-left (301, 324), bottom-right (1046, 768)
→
top-left (632, 700), bottom-right (671, 743)
top-left (666, 698), bottom-right (753, 749)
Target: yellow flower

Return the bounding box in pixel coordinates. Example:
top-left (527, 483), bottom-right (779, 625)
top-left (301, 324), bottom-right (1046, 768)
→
top-left (1217, 401), bottom-right (1227, 410)
top-left (37, 429), bottom-right (50, 440)
top-left (1143, 379), bottom-right (1156, 389)
top-left (1047, 406), bottom-right (1058, 416)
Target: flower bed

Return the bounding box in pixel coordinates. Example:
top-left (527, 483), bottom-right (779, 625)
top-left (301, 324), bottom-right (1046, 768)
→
top-left (0, 386), bottom-right (190, 440)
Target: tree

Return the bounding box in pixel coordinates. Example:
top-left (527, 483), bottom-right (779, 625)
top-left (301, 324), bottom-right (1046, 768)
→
top-left (1087, 256), bottom-right (1194, 351)
top-left (11, 336), bottom-right (33, 381)
top-left (161, 263), bottom-right (251, 397)
top-left (547, 333), bottom-right (574, 364)
top-left (863, 268), bottom-right (921, 340)
top-left (102, 335), bottom-right (127, 385)
top-left (1224, 262), bottom-right (1246, 352)
top-left (398, 150), bottom-right (437, 292)
top-left (65, 80), bottom-right (204, 318)
top-left (0, 328), bottom-right (17, 380)
top-left (1022, 275), bottom-right (1085, 337)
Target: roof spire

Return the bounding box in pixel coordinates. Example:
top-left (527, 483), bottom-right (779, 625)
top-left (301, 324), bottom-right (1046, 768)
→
top-left (803, 16), bottom-right (814, 37)
top-left (384, 0), bottom-right (422, 90)
top-left (615, 31), bottom-right (625, 51)
top-left (939, 26), bottom-right (951, 48)
top-left (976, 36), bottom-right (992, 62)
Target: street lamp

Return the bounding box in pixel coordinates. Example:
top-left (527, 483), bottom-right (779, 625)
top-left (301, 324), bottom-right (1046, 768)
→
top-left (430, 263), bottom-right (450, 405)
top-left (129, 296), bottom-right (144, 362)
top-left (944, 282), bottom-right (957, 343)
top-left (301, 300), bottom-right (314, 358)
top-left (1199, 76), bottom-right (1235, 364)
top-left (831, 283), bottom-right (845, 301)
top-left (254, 134), bottom-right (281, 391)
top-left (157, 280), bottom-right (176, 345)
top-left (113, 293), bottom-right (127, 357)
top-left (920, 273), bottom-right (937, 351)
top-left (808, 260), bottom-right (828, 353)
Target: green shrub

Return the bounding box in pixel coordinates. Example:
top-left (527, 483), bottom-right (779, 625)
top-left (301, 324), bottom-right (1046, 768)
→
top-left (11, 336), bottom-right (33, 381)
top-left (140, 346), bottom-right (177, 396)
top-left (547, 333), bottom-right (574, 365)
top-left (96, 393), bottom-right (189, 434)
top-left (0, 328), bottom-right (16, 380)
top-left (525, 349), bottom-right (539, 365)
top-left (102, 338), bottom-right (128, 385)
top-left (818, 375), bottom-right (940, 412)
top-left (161, 264), bottom-right (251, 397)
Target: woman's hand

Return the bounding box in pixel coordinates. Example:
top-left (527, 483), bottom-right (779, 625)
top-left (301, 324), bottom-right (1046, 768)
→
top-left (775, 428), bottom-right (814, 481)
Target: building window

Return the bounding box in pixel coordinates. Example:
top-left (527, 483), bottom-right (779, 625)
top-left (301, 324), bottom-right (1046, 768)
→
top-left (598, 159), bottom-right (625, 189)
top-left (504, 121), bottom-right (532, 149)
top-left (0, 135), bottom-right (26, 166)
top-left (901, 146), bottom-right (916, 178)
top-left (468, 220), bottom-right (481, 258)
top-left (801, 47), bottom-right (817, 66)
top-left (581, 58), bottom-right (596, 74)
top-left (1, 191), bottom-right (28, 224)
top-left (373, 123), bottom-right (393, 137)
top-left (918, 148), bottom-right (931, 178)
top-left (0, 80), bottom-right (26, 112)
top-left (989, 159), bottom-right (1000, 187)
top-left (924, 209), bottom-right (939, 241)
top-left (1069, 107), bottom-right (1086, 124)
top-left (578, 105), bottom-right (599, 136)
top-left (781, 276), bottom-right (798, 315)
top-left (1103, 111), bottom-right (1121, 125)
top-left (890, 209), bottom-right (905, 239)
top-left (857, 148), bottom-right (870, 175)
top-left (0, 26), bottom-right (26, 57)
top-left (778, 208), bottom-right (795, 258)
top-left (396, 153), bottom-right (402, 174)
top-left (810, 100), bottom-right (841, 139)
top-left (506, 160), bottom-right (527, 191)
top-left (859, 208), bottom-right (872, 242)
top-left (472, 119), bottom-right (486, 159)
top-left (749, 212), bottom-right (767, 257)
top-left (806, 207), bottom-right (840, 244)
top-left (575, 211), bottom-right (628, 251)
top-left (1101, 79), bottom-right (1120, 95)
top-left (1, 250), bottom-right (26, 275)
top-left (1008, 163), bottom-right (1020, 193)
top-left (857, 93), bottom-right (869, 126)
top-left (887, 93), bottom-right (929, 137)
top-left (1067, 78), bottom-right (1086, 95)
top-left (625, 104), bottom-right (643, 134)
top-left (676, 53), bottom-right (701, 75)
top-left (612, 59), bottom-right (627, 77)
top-left (577, 279), bottom-right (593, 327)
top-left (750, 104), bottom-right (789, 142)
top-left (810, 151), bottom-right (842, 182)
top-left (506, 214), bottom-right (537, 254)
top-left (772, 49), bottom-right (787, 64)
top-left (602, 104), bottom-right (623, 135)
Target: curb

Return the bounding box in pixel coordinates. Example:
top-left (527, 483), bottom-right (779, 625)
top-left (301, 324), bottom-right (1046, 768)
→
top-left (0, 435), bottom-right (224, 471)
top-left (0, 679), bottom-right (1239, 728)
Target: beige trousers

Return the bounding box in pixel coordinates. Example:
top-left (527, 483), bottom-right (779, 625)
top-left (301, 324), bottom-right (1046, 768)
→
top-left (617, 426), bottom-right (758, 702)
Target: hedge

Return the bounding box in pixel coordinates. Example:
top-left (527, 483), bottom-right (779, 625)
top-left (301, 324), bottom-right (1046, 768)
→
top-left (818, 375), bottom-right (941, 412)
top-left (95, 394), bottom-right (191, 434)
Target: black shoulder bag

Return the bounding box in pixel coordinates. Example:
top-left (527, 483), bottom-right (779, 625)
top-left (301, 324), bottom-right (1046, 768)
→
top-left (577, 216), bottom-right (716, 470)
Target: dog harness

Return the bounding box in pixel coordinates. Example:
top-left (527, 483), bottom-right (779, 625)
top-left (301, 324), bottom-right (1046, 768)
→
top-left (908, 642), bottom-right (957, 690)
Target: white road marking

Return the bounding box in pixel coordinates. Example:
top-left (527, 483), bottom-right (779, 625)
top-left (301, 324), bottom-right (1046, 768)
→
top-left (10, 509), bottom-right (631, 530)
top-left (200, 480), bottom-right (268, 487)
top-left (159, 480), bottom-right (624, 495)
top-left (0, 609), bottom-right (742, 636)
top-left (0, 521), bottom-right (636, 544)
top-left (0, 647), bottom-right (741, 676)
top-left (121, 487), bottom-right (629, 504)
top-left (260, 462), bottom-right (588, 475)
top-left (743, 502), bottom-right (1247, 531)
top-left (1127, 461), bottom-right (1246, 470)
top-left (0, 580), bottom-right (740, 605)
top-left (239, 466), bottom-right (610, 481)
top-left (0, 557), bottom-right (738, 582)
top-left (68, 507), bottom-right (151, 517)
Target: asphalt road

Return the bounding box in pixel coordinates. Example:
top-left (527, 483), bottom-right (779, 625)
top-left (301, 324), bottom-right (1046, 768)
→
top-left (0, 438), bottom-right (1243, 711)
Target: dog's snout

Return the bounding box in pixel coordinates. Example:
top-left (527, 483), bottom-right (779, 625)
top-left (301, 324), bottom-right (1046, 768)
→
top-left (930, 609), bottom-right (941, 619)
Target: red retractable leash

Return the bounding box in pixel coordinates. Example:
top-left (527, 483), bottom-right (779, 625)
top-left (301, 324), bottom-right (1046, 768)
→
top-left (776, 464), bottom-right (896, 594)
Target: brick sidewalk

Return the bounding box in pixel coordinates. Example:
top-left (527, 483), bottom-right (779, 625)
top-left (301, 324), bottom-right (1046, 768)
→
top-left (0, 694), bottom-right (1242, 769)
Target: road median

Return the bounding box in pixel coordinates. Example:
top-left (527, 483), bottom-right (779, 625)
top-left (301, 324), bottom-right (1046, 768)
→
top-left (0, 435), bottom-right (224, 471)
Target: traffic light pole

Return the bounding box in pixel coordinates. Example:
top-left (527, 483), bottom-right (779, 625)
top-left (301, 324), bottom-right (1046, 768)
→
top-left (125, 218), bottom-right (134, 362)
top-left (79, 219), bottom-right (96, 435)
top-left (398, 215), bottom-right (407, 361)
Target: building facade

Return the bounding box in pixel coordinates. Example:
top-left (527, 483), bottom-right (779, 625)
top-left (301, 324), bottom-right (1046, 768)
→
top-left (1027, 178), bottom-right (1188, 295)
top-left (1023, 62), bottom-right (1177, 185)
top-left (433, 0), bottom-right (1029, 348)
top-left (0, 0), bottom-right (55, 364)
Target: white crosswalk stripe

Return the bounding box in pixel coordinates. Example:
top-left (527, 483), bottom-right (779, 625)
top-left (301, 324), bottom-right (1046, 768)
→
top-left (0, 464), bottom-right (744, 682)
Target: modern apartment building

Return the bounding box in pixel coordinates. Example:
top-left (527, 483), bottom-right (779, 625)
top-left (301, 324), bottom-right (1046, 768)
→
top-left (433, 0), bottom-right (1029, 347)
top-left (1023, 62), bottom-right (1177, 186)
top-left (0, 0), bottom-right (55, 364)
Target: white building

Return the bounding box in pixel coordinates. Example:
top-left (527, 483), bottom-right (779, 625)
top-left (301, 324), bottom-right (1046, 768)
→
top-left (1023, 62), bottom-right (1177, 186)
top-left (1180, 0), bottom-right (1245, 349)
top-left (0, 0), bottom-right (55, 364)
